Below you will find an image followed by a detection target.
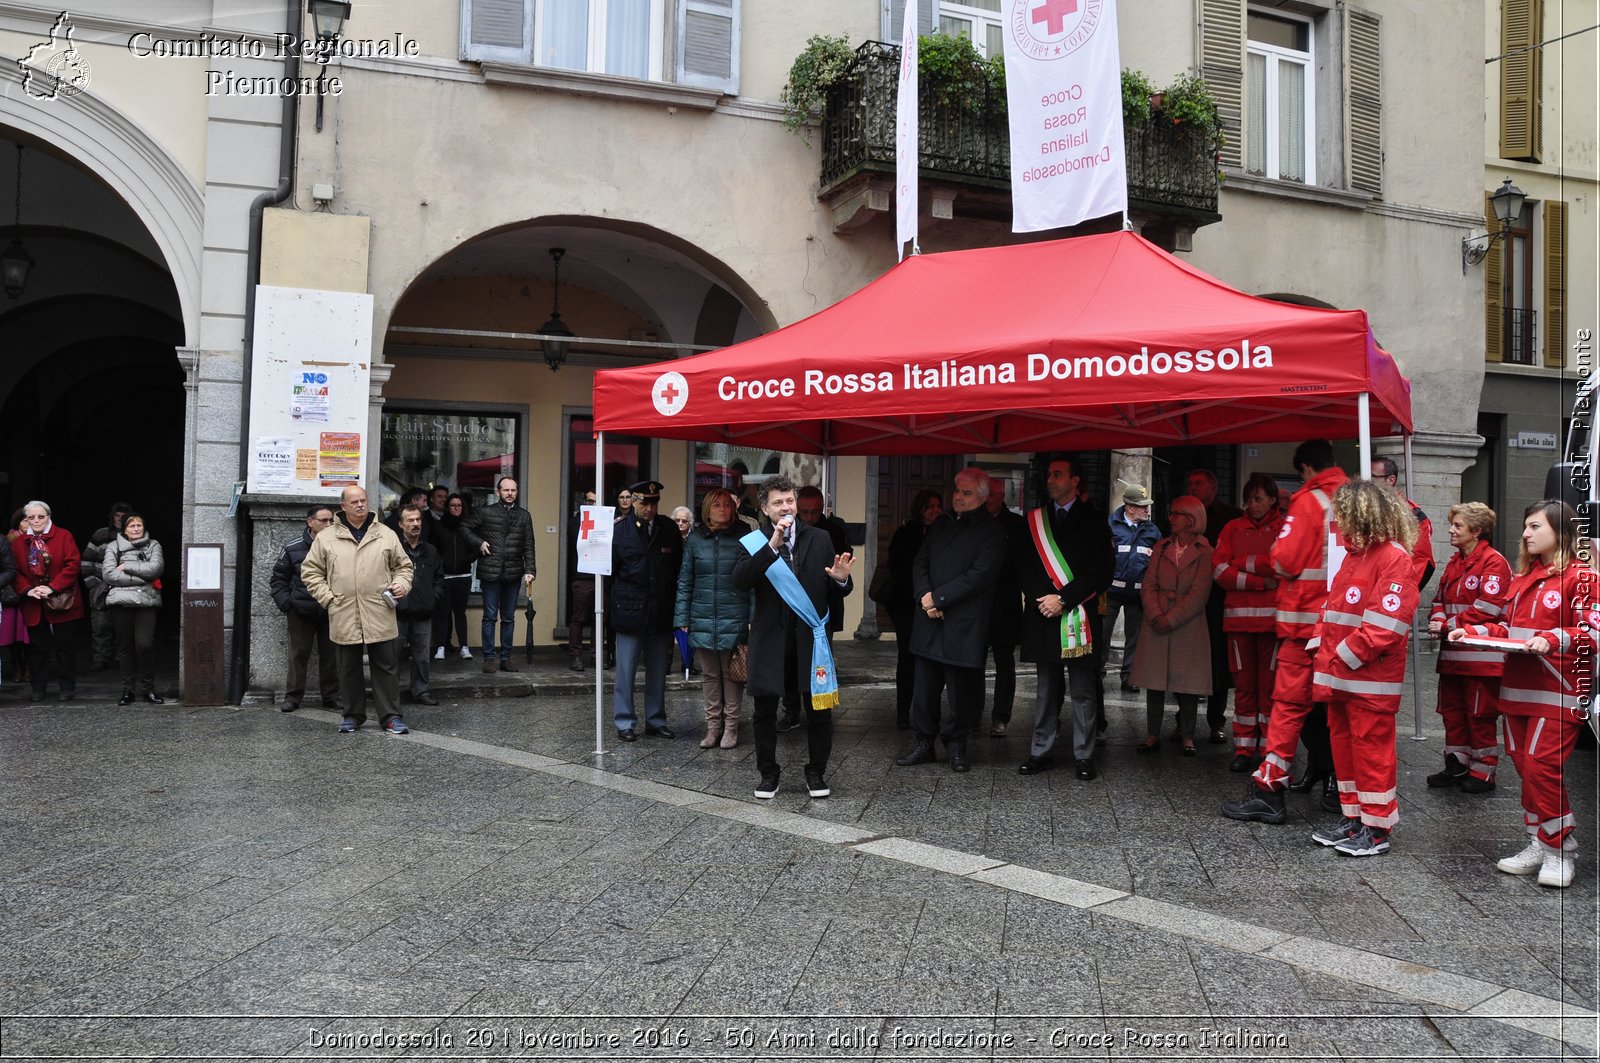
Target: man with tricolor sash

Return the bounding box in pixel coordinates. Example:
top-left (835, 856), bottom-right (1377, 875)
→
top-left (1016, 457), bottom-right (1114, 780)
top-left (733, 475), bottom-right (856, 801)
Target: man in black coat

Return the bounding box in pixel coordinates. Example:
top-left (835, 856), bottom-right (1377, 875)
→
top-left (269, 503), bottom-right (340, 712)
top-left (395, 505), bottom-right (446, 707)
top-left (609, 481), bottom-right (683, 742)
top-left (984, 476), bottom-right (1026, 737)
top-left (461, 476), bottom-right (537, 673)
top-left (1017, 456), bottom-right (1114, 781)
top-left (733, 475), bottom-right (855, 800)
top-left (896, 468), bottom-right (1005, 773)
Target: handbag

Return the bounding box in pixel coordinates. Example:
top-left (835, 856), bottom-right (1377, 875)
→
top-left (867, 564), bottom-right (892, 605)
top-left (726, 643), bottom-right (749, 683)
top-left (46, 584), bottom-right (77, 612)
top-left (86, 579), bottom-right (109, 610)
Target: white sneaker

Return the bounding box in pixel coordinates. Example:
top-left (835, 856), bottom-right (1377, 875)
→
top-left (1496, 839), bottom-right (1544, 876)
top-left (1537, 849), bottom-right (1575, 888)
top-left (460, 647), bottom-right (473, 660)
top-left (434, 646), bottom-right (445, 660)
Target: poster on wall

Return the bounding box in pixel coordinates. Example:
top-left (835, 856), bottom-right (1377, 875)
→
top-left (244, 286), bottom-right (374, 496)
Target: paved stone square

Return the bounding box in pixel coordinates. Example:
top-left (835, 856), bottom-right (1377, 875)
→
top-left (0, 644), bottom-right (1595, 1061)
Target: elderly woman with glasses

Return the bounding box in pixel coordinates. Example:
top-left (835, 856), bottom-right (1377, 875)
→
top-left (10, 501), bottom-right (86, 702)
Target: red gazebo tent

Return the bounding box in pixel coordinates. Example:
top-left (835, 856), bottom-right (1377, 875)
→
top-left (584, 230), bottom-right (1417, 751)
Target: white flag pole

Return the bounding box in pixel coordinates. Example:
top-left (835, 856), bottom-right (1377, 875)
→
top-left (896, 0), bottom-right (920, 259)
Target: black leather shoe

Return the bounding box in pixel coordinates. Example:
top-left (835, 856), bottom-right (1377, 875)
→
top-left (568, 657), bottom-right (584, 672)
top-left (1018, 755), bottom-right (1055, 776)
top-left (1209, 728), bottom-right (1228, 745)
top-left (776, 711), bottom-right (801, 732)
top-left (1075, 759), bottom-right (1098, 781)
top-left (896, 741), bottom-right (936, 766)
top-left (1228, 754), bottom-right (1255, 773)
top-left (117, 691), bottom-right (134, 706)
top-left (1320, 776), bottom-right (1341, 814)
top-left (280, 699), bottom-right (300, 713)
top-left (617, 727), bottom-right (637, 742)
top-left (1288, 769), bottom-right (1329, 793)
top-left (143, 692), bottom-right (164, 705)
top-left (415, 692), bottom-right (439, 706)
top-left (58, 688), bottom-right (75, 702)
top-left (1221, 785), bottom-right (1287, 823)
top-left (645, 725), bottom-right (675, 739)
top-left (948, 745), bottom-right (970, 773)
top-left (1135, 740), bottom-right (1160, 755)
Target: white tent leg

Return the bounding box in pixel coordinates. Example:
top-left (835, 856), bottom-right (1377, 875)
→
top-left (1357, 393), bottom-right (1372, 478)
top-left (1404, 431), bottom-right (1427, 742)
top-left (595, 431), bottom-right (608, 757)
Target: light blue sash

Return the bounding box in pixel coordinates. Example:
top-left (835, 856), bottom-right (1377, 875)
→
top-left (739, 529), bottom-right (840, 710)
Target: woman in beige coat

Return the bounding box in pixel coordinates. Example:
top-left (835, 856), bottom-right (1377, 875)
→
top-left (1131, 495), bottom-right (1214, 755)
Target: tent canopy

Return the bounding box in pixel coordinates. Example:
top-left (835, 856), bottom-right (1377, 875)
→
top-left (592, 231), bottom-right (1411, 455)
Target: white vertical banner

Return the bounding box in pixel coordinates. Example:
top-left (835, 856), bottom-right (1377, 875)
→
top-left (1001, 0), bottom-right (1127, 233)
top-left (895, 0), bottom-right (919, 260)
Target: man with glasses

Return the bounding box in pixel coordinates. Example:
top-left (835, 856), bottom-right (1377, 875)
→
top-left (269, 504), bottom-right (342, 713)
top-left (301, 486), bottom-right (414, 735)
top-left (462, 476), bottom-right (537, 673)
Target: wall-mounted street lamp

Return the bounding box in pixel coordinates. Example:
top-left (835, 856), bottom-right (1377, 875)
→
top-left (1462, 176), bottom-right (1527, 275)
top-left (307, 0), bottom-right (351, 133)
top-left (539, 247), bottom-right (575, 371)
top-left (2, 145), bottom-right (33, 300)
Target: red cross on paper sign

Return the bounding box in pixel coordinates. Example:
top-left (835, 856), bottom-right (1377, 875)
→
top-left (579, 510), bottom-right (596, 540)
top-left (1031, 0), bottom-right (1079, 35)
top-left (659, 381), bottom-right (680, 405)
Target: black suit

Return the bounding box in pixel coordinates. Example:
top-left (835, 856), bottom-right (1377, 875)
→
top-left (610, 513), bottom-right (684, 729)
top-left (910, 507), bottom-right (1004, 744)
top-left (733, 521), bottom-right (853, 778)
top-left (1017, 501), bottom-right (1114, 763)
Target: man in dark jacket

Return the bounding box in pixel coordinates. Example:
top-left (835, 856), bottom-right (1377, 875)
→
top-left (395, 505), bottom-right (446, 706)
top-left (733, 475), bottom-right (855, 800)
top-left (1017, 456), bottom-right (1114, 781)
top-left (81, 501), bottom-right (134, 671)
top-left (1107, 483), bottom-right (1160, 694)
top-left (610, 480), bottom-right (683, 741)
top-left (897, 468), bottom-right (1004, 773)
top-left (461, 475), bottom-right (536, 673)
top-left (269, 504), bottom-right (340, 712)
top-left (984, 477), bottom-right (1026, 736)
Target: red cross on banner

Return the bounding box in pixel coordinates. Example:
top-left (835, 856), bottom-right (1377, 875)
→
top-left (1031, 0), bottom-right (1078, 35)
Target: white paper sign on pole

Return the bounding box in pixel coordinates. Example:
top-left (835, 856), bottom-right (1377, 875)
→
top-left (576, 506), bottom-right (614, 576)
top-left (896, 0), bottom-right (919, 260)
top-left (1001, 0), bottom-right (1128, 233)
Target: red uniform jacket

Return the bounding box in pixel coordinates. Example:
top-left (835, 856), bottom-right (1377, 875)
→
top-left (1463, 561), bottom-right (1595, 722)
top-left (1271, 466), bottom-right (1349, 639)
top-left (1213, 507), bottom-right (1285, 633)
top-left (1428, 539), bottom-right (1512, 676)
top-left (1311, 540), bottom-right (1418, 711)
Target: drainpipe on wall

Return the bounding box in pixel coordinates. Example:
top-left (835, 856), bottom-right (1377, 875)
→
top-left (227, 0), bottom-right (302, 704)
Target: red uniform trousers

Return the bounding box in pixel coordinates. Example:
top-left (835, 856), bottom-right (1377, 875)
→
top-left (1503, 714), bottom-right (1580, 851)
top-left (1327, 694), bottom-right (1399, 829)
top-left (1227, 631), bottom-right (1275, 756)
top-left (1251, 636), bottom-right (1315, 791)
top-left (1436, 674), bottom-right (1501, 782)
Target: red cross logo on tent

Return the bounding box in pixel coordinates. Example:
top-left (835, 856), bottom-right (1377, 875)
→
top-left (1031, 0), bottom-right (1078, 35)
top-left (652, 370), bottom-right (689, 417)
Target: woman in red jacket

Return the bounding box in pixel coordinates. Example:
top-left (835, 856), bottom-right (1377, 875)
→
top-left (1212, 473), bottom-right (1285, 772)
top-left (1451, 499), bottom-right (1592, 889)
top-left (1425, 502), bottom-right (1512, 792)
top-left (10, 500), bottom-right (86, 702)
top-left (1309, 479), bottom-right (1418, 858)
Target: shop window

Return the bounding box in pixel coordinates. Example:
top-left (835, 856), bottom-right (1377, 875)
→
top-left (379, 409), bottom-right (520, 516)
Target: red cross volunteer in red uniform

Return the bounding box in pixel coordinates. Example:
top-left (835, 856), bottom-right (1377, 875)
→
top-left (1222, 439), bottom-right (1347, 824)
top-left (1305, 480), bottom-right (1420, 857)
top-left (1450, 499), bottom-right (1593, 889)
top-left (1425, 502), bottom-right (1512, 792)
top-left (1211, 473), bottom-right (1285, 772)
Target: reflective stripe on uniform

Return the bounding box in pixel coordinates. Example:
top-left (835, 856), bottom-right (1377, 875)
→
top-left (1528, 717), bottom-right (1545, 755)
top-left (1541, 812), bottom-right (1576, 834)
top-left (1313, 672), bottom-right (1404, 696)
top-left (1500, 686), bottom-right (1570, 710)
top-left (1357, 787), bottom-right (1398, 803)
top-left (1277, 609), bottom-right (1320, 624)
top-left (1438, 648), bottom-right (1506, 663)
top-left (1471, 600), bottom-right (1504, 616)
top-left (1225, 606), bottom-right (1275, 620)
top-left (1295, 569), bottom-right (1327, 581)
top-left (1336, 640), bottom-right (1362, 669)
top-left (1323, 610), bottom-right (1364, 627)
top-left (1361, 610), bottom-right (1411, 634)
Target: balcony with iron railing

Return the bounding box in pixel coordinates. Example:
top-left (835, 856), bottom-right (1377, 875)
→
top-left (817, 41), bottom-right (1223, 242)
top-left (1500, 306), bottom-right (1538, 365)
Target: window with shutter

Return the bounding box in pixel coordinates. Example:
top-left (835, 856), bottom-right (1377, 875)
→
top-left (1244, 8), bottom-right (1315, 183)
top-left (1484, 193), bottom-right (1503, 362)
top-left (675, 0), bottom-right (740, 93)
top-left (883, 0), bottom-right (935, 46)
top-left (1499, 0), bottom-right (1542, 161)
top-left (1199, 0), bottom-right (1244, 171)
top-left (1345, 7), bottom-right (1381, 195)
top-left (462, 0), bottom-right (530, 61)
top-left (1543, 200), bottom-right (1567, 367)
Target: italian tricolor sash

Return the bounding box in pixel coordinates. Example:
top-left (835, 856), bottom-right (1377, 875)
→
top-left (1028, 507), bottom-right (1093, 659)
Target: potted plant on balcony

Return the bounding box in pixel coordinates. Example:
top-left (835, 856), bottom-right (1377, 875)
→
top-left (781, 34), bottom-right (855, 136)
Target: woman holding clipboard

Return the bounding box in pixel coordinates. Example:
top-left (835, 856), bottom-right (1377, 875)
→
top-left (1450, 499), bottom-right (1592, 888)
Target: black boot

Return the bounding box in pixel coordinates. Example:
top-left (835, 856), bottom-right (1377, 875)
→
top-left (117, 691), bottom-right (134, 706)
top-left (1221, 785), bottom-right (1287, 824)
top-left (1425, 755), bottom-right (1469, 788)
top-left (1320, 776), bottom-right (1341, 814)
top-left (1288, 767), bottom-right (1329, 793)
top-left (896, 739), bottom-right (936, 766)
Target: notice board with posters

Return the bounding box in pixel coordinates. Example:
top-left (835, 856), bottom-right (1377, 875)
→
top-left (245, 285), bottom-right (375, 497)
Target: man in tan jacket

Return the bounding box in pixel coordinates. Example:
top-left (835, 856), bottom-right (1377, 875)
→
top-left (302, 485), bottom-right (414, 735)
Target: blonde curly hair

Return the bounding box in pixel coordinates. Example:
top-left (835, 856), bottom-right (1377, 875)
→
top-left (1333, 479), bottom-right (1417, 553)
